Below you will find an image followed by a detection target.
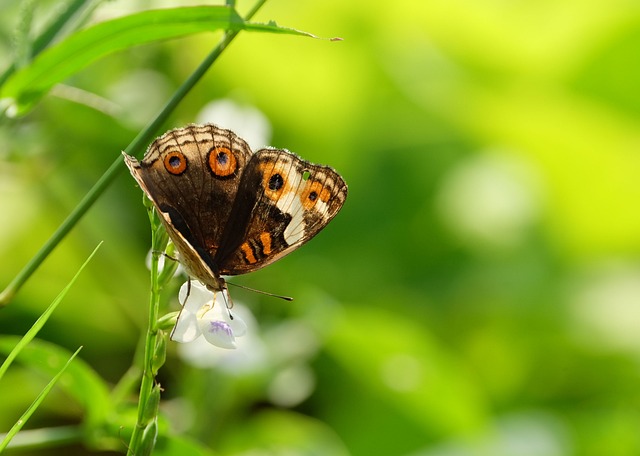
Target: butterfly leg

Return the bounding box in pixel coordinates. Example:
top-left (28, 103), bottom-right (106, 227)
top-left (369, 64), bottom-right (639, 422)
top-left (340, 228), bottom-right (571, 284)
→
top-left (149, 248), bottom-right (179, 263)
top-left (169, 278), bottom-right (192, 341)
top-left (185, 278), bottom-right (192, 301)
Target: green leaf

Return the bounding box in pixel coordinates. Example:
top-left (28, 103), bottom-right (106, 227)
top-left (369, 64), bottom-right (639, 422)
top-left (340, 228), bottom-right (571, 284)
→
top-left (0, 5), bottom-right (327, 117)
top-left (0, 242), bottom-right (102, 382)
top-left (0, 337), bottom-right (111, 429)
top-left (0, 346), bottom-right (82, 452)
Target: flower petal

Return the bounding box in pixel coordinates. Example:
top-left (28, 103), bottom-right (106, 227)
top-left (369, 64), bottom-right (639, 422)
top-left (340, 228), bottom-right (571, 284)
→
top-left (198, 315), bottom-right (237, 349)
top-left (171, 310), bottom-right (200, 343)
top-left (172, 280), bottom-right (213, 343)
top-left (217, 289), bottom-right (247, 336)
top-left (177, 303), bottom-right (265, 369)
top-left (178, 280), bottom-right (213, 313)
top-left (227, 310), bottom-right (247, 337)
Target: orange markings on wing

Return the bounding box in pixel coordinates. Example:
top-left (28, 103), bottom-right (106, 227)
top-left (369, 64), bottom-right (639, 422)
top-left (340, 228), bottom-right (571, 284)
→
top-left (259, 162), bottom-right (292, 201)
top-left (302, 181), bottom-right (332, 209)
top-left (260, 232), bottom-right (272, 255)
top-left (208, 146), bottom-right (236, 177)
top-left (240, 242), bottom-right (257, 264)
top-left (163, 151), bottom-right (187, 175)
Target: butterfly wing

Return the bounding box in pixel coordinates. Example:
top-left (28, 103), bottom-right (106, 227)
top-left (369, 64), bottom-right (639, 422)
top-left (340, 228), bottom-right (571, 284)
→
top-left (124, 124), bottom-right (253, 289)
top-left (214, 148), bottom-right (348, 275)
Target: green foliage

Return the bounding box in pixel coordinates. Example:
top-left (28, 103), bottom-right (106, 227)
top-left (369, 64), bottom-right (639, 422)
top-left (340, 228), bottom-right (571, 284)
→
top-left (0, 346), bottom-right (82, 451)
top-left (0, 242), bottom-right (101, 382)
top-left (2, 0), bottom-right (640, 455)
top-left (1, 5), bottom-right (321, 117)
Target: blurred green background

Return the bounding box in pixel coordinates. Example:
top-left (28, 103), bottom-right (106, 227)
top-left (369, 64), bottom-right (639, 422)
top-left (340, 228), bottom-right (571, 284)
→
top-left (2, 0), bottom-right (640, 455)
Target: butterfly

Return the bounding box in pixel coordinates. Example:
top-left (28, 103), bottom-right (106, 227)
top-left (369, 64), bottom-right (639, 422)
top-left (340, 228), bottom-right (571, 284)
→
top-left (123, 124), bottom-right (347, 296)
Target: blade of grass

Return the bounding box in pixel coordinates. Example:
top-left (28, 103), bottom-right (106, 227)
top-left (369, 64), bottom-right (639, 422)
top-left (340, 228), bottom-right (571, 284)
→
top-left (0, 337), bottom-right (112, 432)
top-left (1, 5), bottom-right (324, 117)
top-left (0, 346), bottom-right (83, 452)
top-left (0, 242), bottom-right (102, 381)
top-left (1, 6), bottom-right (242, 116)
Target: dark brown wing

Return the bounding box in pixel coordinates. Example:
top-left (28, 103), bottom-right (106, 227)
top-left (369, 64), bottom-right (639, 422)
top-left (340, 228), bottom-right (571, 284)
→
top-left (214, 148), bottom-right (348, 275)
top-left (123, 124), bottom-right (253, 289)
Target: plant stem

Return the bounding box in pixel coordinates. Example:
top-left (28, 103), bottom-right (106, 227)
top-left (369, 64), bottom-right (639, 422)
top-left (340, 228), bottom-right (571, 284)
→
top-left (126, 232), bottom-right (162, 456)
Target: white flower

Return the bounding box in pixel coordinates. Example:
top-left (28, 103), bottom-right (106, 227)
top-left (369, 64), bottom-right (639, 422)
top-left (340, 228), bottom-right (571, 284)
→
top-left (171, 281), bottom-right (247, 349)
top-left (177, 305), bottom-right (268, 372)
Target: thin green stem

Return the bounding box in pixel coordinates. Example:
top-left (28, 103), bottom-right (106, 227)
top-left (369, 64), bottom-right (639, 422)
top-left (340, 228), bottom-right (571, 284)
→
top-left (0, 0), bottom-right (268, 307)
top-left (127, 231), bottom-right (162, 456)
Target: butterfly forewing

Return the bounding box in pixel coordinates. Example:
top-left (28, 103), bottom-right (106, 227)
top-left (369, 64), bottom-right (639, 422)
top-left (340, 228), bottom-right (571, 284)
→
top-left (215, 148), bottom-right (348, 275)
top-left (124, 124), bottom-right (253, 287)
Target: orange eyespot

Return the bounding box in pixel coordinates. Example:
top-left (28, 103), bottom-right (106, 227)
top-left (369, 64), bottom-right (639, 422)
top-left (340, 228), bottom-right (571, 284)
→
top-left (258, 161), bottom-right (291, 200)
top-left (262, 172), bottom-right (288, 200)
top-left (163, 151), bottom-right (187, 175)
top-left (303, 181), bottom-right (332, 209)
top-left (208, 146), bottom-right (236, 177)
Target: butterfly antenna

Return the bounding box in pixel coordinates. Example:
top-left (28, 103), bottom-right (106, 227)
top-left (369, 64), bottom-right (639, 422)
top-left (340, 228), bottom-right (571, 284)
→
top-left (227, 282), bottom-right (293, 301)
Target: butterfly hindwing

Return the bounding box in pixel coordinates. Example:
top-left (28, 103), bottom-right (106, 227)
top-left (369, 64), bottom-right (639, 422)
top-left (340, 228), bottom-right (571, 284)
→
top-left (215, 148), bottom-right (348, 275)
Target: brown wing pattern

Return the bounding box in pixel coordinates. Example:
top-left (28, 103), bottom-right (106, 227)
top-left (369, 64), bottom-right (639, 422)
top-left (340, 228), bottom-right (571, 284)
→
top-left (216, 148), bottom-right (348, 275)
top-left (123, 124), bottom-right (253, 288)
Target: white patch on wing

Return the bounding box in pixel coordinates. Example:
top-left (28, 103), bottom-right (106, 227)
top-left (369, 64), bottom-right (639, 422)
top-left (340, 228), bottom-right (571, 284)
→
top-left (277, 191), bottom-right (305, 245)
